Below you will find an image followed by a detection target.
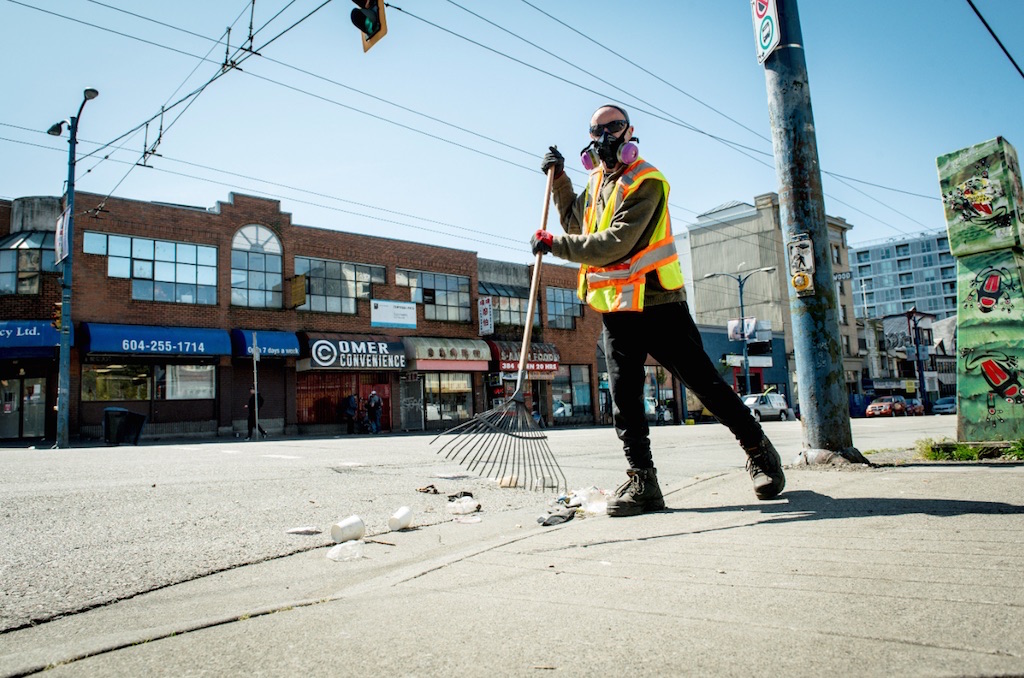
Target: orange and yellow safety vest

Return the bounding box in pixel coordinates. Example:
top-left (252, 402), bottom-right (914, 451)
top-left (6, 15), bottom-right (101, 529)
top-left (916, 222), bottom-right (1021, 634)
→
top-left (577, 158), bottom-right (684, 312)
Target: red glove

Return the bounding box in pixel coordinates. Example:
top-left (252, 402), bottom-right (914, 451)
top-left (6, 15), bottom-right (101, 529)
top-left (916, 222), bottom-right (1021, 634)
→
top-left (531, 230), bottom-right (553, 255)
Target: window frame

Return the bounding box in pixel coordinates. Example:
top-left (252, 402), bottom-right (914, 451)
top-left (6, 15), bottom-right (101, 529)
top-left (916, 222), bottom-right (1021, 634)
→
top-left (231, 225), bottom-right (283, 309)
top-left (397, 267), bottom-right (471, 323)
top-left (83, 230), bottom-right (218, 306)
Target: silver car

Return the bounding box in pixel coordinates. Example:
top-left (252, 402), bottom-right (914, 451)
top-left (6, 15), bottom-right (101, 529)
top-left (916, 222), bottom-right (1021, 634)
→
top-left (742, 393), bottom-right (792, 422)
top-left (932, 396), bottom-right (957, 415)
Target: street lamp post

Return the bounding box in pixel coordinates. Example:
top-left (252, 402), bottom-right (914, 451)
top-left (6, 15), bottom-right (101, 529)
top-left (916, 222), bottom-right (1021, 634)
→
top-left (703, 266), bottom-right (776, 395)
top-left (906, 308), bottom-right (929, 415)
top-left (48, 87), bottom-right (99, 449)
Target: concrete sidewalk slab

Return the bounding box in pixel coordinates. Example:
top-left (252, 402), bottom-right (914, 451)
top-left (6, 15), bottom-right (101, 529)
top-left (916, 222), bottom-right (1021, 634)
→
top-left (4, 459), bottom-right (1022, 677)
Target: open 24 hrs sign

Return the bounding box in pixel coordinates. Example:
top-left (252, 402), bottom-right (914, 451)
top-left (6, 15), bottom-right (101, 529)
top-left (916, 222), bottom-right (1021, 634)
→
top-left (751, 0), bottom-right (781, 64)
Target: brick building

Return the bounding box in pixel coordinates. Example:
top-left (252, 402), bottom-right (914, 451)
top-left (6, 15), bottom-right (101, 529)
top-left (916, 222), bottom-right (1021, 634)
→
top-left (0, 192), bottom-right (603, 442)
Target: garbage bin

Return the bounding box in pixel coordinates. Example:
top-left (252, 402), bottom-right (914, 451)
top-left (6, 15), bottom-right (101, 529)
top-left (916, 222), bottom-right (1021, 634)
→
top-left (102, 407), bottom-right (147, 445)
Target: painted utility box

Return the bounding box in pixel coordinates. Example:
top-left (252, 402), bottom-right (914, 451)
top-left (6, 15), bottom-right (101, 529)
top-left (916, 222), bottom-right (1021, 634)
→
top-left (955, 248), bottom-right (1024, 441)
top-left (939, 136), bottom-right (1024, 442)
top-left (938, 136), bottom-right (1024, 257)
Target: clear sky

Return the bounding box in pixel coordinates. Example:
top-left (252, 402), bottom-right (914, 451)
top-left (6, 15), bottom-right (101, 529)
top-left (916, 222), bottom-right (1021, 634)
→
top-left (2, 0), bottom-right (1023, 266)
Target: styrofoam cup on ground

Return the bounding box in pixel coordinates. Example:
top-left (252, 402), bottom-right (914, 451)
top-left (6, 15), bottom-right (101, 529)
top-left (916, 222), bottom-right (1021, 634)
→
top-left (388, 506), bottom-right (413, 531)
top-left (330, 515), bottom-right (365, 543)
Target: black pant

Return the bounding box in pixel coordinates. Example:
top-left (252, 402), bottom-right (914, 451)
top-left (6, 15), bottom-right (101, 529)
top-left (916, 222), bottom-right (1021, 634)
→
top-left (247, 417), bottom-right (267, 438)
top-left (603, 301), bottom-right (762, 468)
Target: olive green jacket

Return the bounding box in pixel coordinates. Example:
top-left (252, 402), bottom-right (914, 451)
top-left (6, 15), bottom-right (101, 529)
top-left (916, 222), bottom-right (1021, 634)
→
top-left (548, 164), bottom-right (686, 307)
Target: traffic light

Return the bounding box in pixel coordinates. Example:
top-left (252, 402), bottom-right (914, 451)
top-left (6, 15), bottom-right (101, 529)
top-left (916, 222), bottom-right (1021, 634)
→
top-left (51, 302), bottom-right (62, 330)
top-left (351, 0), bottom-right (387, 52)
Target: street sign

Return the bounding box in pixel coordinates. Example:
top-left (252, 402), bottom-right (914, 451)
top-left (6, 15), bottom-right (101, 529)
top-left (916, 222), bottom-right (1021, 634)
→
top-left (478, 296), bottom-right (493, 336)
top-left (751, 0), bottom-right (781, 64)
top-left (55, 208), bottom-right (69, 264)
top-left (833, 271), bottom-right (852, 281)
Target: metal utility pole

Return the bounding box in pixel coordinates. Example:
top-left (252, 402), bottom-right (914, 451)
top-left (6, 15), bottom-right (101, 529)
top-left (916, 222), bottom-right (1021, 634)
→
top-left (906, 309), bottom-right (930, 415)
top-left (757, 0), bottom-right (864, 462)
top-left (252, 332), bottom-right (261, 438)
top-left (48, 88), bottom-right (99, 449)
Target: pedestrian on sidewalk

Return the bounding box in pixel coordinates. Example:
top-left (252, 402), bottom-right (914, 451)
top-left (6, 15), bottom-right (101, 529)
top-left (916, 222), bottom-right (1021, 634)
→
top-left (245, 387), bottom-right (267, 440)
top-left (366, 390), bottom-right (383, 434)
top-left (534, 104), bottom-right (785, 517)
top-left (343, 393), bottom-right (358, 434)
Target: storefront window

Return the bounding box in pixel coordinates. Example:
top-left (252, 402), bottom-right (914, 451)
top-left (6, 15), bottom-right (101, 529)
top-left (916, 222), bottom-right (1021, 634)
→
top-left (397, 268), bottom-right (471, 323)
top-left (82, 364), bottom-right (217, 401)
top-left (552, 365), bottom-right (591, 419)
top-left (546, 286), bottom-right (582, 329)
top-left (294, 256), bottom-right (384, 314)
top-left (156, 365), bottom-right (216, 400)
top-left (81, 365), bottom-right (152, 401)
top-left (424, 372), bottom-right (472, 421)
top-left (83, 231), bottom-right (217, 305)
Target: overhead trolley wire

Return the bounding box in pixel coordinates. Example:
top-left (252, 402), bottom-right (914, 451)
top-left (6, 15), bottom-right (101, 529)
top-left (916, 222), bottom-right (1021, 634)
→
top-left (965, 0), bottom-right (1024, 81)
top-left (0, 128), bottom-right (524, 249)
top-left (13, 0), bottom-right (934, 254)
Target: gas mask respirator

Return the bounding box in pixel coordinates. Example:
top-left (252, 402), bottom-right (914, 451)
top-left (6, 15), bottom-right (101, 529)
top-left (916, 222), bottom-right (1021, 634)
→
top-left (580, 131), bottom-right (638, 171)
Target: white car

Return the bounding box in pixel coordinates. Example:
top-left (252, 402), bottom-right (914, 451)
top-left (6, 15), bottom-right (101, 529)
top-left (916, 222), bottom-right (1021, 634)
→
top-left (742, 393), bottom-right (792, 422)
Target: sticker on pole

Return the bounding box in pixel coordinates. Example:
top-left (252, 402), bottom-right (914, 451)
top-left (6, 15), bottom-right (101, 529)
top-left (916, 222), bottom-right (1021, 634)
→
top-left (751, 0), bottom-right (781, 64)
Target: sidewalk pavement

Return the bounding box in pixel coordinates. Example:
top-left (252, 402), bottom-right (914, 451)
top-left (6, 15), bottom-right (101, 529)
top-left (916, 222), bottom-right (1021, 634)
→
top-left (1, 451), bottom-right (1022, 677)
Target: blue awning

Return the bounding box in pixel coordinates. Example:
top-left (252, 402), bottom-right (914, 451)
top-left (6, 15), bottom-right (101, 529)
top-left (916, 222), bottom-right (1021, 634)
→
top-left (231, 329), bottom-right (300, 358)
top-left (0, 319), bottom-right (67, 358)
top-left (82, 323), bottom-right (231, 356)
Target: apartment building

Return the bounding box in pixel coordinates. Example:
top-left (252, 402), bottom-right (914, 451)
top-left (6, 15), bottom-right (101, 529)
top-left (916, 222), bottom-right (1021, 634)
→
top-left (850, 231), bottom-right (956, 321)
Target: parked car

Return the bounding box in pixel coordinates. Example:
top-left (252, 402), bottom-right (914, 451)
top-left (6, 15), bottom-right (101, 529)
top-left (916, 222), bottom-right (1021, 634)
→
top-left (742, 392), bottom-right (793, 422)
top-left (932, 396), bottom-right (957, 415)
top-left (865, 395), bottom-right (908, 417)
top-left (906, 398), bottom-right (925, 416)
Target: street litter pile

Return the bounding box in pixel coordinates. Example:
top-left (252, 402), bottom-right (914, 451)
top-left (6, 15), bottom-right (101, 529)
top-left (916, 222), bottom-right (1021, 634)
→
top-left (285, 474), bottom-right (593, 564)
top-left (537, 486), bottom-right (610, 526)
top-left (447, 491), bottom-right (482, 524)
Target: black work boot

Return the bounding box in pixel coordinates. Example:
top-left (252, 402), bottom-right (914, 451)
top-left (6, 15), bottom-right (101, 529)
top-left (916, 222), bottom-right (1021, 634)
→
top-left (606, 468), bottom-right (666, 517)
top-left (745, 436), bottom-right (786, 500)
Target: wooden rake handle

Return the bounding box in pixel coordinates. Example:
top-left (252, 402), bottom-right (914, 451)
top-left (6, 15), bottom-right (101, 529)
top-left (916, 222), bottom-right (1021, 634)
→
top-left (513, 164), bottom-right (557, 394)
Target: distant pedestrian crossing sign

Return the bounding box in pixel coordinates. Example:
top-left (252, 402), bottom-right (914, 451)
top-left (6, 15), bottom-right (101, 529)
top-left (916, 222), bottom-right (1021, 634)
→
top-left (751, 0), bottom-right (781, 64)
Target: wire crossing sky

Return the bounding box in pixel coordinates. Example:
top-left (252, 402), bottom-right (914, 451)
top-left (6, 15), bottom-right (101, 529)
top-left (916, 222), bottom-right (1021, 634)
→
top-left (1, 0), bottom-right (1022, 265)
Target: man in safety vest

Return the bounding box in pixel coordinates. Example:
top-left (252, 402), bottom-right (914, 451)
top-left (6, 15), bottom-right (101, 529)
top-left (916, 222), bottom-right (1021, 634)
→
top-left (532, 104), bottom-right (785, 517)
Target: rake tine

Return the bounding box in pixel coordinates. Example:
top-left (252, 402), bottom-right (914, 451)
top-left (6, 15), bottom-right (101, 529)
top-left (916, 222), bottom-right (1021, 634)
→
top-left (427, 165), bottom-right (567, 492)
top-left (465, 425), bottom-right (505, 474)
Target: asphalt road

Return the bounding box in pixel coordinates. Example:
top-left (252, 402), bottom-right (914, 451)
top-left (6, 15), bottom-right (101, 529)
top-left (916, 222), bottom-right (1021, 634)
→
top-left (0, 416), bottom-right (955, 634)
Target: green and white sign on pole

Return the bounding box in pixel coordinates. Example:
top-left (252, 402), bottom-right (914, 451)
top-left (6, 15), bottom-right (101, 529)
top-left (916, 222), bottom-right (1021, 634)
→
top-left (751, 0), bottom-right (781, 64)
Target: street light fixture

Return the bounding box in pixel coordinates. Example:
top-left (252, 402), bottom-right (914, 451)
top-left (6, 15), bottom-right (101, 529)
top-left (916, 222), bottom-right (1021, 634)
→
top-left (704, 266), bottom-right (777, 395)
top-left (48, 87), bottom-right (99, 449)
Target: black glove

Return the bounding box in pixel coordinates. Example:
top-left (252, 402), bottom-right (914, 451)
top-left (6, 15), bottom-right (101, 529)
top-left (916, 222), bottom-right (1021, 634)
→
top-left (540, 145), bottom-right (564, 176)
top-left (531, 229), bottom-right (553, 255)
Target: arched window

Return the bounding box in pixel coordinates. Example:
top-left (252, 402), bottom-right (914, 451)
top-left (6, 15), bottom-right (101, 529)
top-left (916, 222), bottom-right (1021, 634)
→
top-left (231, 225), bottom-right (282, 308)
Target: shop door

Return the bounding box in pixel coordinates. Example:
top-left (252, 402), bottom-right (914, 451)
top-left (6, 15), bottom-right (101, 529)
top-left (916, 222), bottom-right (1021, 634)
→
top-left (0, 378), bottom-right (45, 439)
top-left (0, 379), bottom-right (20, 438)
top-left (22, 378), bottom-right (46, 437)
top-left (400, 378), bottom-right (424, 431)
